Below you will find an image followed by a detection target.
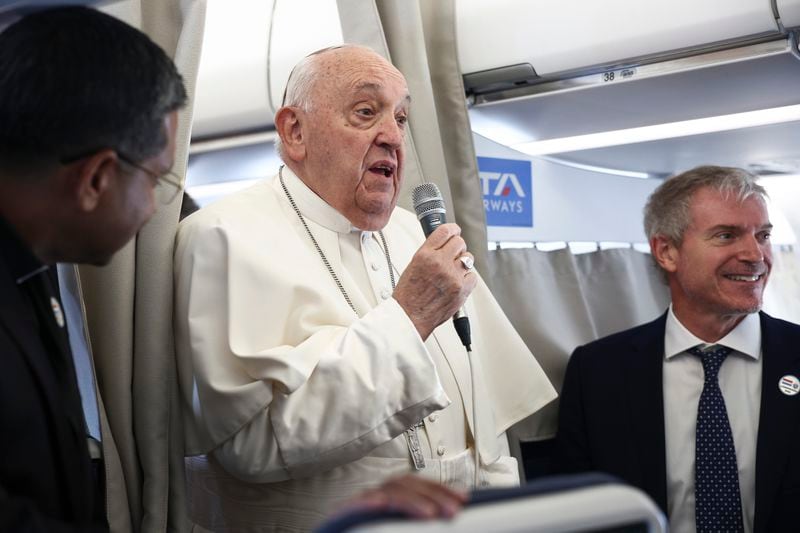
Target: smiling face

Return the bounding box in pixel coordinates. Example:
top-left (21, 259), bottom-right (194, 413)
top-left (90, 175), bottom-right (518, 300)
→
top-left (654, 186), bottom-right (772, 336)
top-left (279, 47), bottom-right (410, 230)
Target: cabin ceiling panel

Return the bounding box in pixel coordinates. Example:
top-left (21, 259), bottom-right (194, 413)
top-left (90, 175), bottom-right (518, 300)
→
top-left (468, 45), bottom-right (800, 145)
top-left (550, 121), bottom-right (800, 176)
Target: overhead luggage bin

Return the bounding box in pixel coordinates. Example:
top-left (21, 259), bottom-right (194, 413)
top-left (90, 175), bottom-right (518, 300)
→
top-left (458, 0), bottom-right (780, 93)
top-left (460, 0), bottom-right (800, 178)
top-left (777, 0), bottom-right (800, 28)
top-left (192, 0), bottom-right (342, 139)
top-left (467, 38), bottom-right (800, 145)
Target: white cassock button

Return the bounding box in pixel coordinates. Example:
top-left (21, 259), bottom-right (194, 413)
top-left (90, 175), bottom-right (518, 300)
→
top-left (437, 445), bottom-right (446, 456)
top-left (371, 262), bottom-right (380, 271)
top-left (380, 289), bottom-right (391, 300)
top-left (428, 414), bottom-right (438, 423)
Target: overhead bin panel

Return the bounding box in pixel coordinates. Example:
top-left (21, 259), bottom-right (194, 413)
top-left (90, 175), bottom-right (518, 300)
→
top-left (777, 0), bottom-right (800, 27)
top-left (551, 119), bottom-right (800, 178)
top-left (192, 0), bottom-right (273, 139)
top-left (468, 39), bottom-right (800, 144)
top-left (268, 0), bottom-right (343, 112)
top-left (192, 0), bottom-right (341, 140)
top-left (456, 0), bottom-right (779, 77)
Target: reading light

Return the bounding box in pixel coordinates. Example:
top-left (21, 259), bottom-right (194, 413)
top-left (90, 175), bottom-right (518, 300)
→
top-left (510, 104), bottom-right (800, 156)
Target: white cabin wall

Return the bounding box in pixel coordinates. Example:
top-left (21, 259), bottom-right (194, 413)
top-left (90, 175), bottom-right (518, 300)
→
top-left (473, 133), bottom-right (659, 244)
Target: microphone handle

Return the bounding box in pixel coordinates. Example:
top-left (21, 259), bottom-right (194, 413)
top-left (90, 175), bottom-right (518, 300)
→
top-left (419, 213), bottom-right (472, 350)
top-left (453, 307), bottom-right (471, 351)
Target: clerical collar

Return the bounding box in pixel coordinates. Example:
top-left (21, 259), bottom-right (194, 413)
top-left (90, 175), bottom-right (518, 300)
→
top-left (277, 166), bottom-right (358, 235)
top-left (0, 215), bottom-right (48, 284)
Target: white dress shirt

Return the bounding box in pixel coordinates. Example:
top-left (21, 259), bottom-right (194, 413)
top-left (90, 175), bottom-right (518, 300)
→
top-left (663, 306), bottom-right (762, 533)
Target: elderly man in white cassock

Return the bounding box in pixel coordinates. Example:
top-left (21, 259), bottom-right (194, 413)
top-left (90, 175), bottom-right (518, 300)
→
top-left (174, 44), bottom-right (556, 532)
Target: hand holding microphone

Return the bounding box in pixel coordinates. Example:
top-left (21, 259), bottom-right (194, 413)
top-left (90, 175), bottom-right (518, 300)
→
top-left (392, 183), bottom-right (475, 348)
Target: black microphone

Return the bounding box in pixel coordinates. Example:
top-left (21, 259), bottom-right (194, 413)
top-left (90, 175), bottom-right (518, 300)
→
top-left (412, 183), bottom-right (472, 350)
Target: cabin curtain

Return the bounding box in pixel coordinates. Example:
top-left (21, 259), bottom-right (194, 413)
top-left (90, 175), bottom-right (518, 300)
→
top-left (336, 0), bottom-right (490, 278)
top-left (487, 245), bottom-right (800, 449)
top-left (73, 1), bottom-right (206, 531)
top-left (486, 247), bottom-right (671, 447)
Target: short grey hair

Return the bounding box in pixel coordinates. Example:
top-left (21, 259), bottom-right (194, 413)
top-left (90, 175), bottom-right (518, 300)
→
top-left (274, 44), bottom-right (381, 159)
top-left (644, 165), bottom-right (767, 246)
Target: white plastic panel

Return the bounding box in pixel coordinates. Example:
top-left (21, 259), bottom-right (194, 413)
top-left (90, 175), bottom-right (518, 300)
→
top-left (268, 0), bottom-right (343, 111)
top-left (192, 0), bottom-right (273, 138)
top-left (0, 0), bottom-right (113, 30)
top-left (777, 0), bottom-right (800, 27)
top-left (456, 0), bottom-right (779, 76)
top-left (192, 0), bottom-right (342, 139)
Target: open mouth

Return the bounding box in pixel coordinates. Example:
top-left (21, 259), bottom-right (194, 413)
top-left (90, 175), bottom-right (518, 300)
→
top-left (369, 162), bottom-right (395, 178)
top-left (724, 274), bottom-right (764, 282)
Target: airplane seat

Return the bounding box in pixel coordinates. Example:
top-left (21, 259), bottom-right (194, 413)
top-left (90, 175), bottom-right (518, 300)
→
top-left (316, 472), bottom-right (667, 533)
top-left (520, 437), bottom-right (559, 480)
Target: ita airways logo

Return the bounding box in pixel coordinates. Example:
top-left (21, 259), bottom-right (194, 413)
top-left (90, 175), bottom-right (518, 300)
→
top-left (477, 156), bottom-right (533, 228)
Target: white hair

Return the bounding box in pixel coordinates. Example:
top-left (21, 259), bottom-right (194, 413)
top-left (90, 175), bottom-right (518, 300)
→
top-left (274, 44), bottom-right (383, 159)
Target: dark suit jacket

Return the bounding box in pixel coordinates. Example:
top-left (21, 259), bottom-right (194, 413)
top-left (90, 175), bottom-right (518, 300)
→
top-left (0, 219), bottom-right (105, 532)
top-left (555, 311), bottom-right (800, 533)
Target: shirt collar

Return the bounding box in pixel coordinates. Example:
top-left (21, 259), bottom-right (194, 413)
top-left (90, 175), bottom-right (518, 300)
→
top-left (0, 215), bottom-right (47, 284)
top-left (278, 165), bottom-right (361, 235)
top-left (664, 304), bottom-right (761, 361)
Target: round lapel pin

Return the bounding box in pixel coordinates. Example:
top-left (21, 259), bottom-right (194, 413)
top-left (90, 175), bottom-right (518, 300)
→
top-left (778, 375), bottom-right (800, 396)
top-left (50, 297), bottom-right (65, 328)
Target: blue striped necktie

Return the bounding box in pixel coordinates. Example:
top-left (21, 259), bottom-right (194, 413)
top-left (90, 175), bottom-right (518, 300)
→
top-left (688, 345), bottom-right (743, 533)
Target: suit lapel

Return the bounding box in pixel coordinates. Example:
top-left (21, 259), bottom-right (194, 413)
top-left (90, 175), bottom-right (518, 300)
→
top-left (753, 312), bottom-right (800, 532)
top-left (0, 271), bottom-right (66, 436)
top-left (28, 270), bottom-right (88, 447)
top-left (0, 262), bottom-right (93, 519)
top-left (624, 313), bottom-right (669, 511)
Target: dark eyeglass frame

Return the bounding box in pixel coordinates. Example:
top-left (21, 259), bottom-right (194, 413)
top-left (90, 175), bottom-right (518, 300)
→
top-left (60, 149), bottom-right (182, 204)
top-left (115, 152), bottom-right (182, 204)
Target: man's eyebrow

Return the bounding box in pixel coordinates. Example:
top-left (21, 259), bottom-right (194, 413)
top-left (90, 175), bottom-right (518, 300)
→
top-left (352, 82), bottom-right (412, 104)
top-left (353, 81), bottom-right (381, 92)
top-left (706, 223), bottom-right (774, 233)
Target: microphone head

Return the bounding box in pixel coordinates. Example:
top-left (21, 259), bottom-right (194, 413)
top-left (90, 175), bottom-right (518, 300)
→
top-left (412, 182), bottom-right (446, 221)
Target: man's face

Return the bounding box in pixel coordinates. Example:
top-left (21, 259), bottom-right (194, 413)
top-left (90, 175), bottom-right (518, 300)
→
top-left (87, 111), bottom-right (178, 265)
top-left (663, 186), bottom-right (772, 324)
top-left (297, 48), bottom-right (410, 231)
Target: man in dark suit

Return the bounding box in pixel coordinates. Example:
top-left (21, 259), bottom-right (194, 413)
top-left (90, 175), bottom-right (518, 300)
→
top-left (557, 165), bottom-right (800, 533)
top-left (0, 7), bottom-right (187, 531)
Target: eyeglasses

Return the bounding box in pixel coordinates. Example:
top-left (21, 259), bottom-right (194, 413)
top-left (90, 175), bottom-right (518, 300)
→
top-left (60, 149), bottom-right (183, 205)
top-left (116, 152), bottom-right (183, 205)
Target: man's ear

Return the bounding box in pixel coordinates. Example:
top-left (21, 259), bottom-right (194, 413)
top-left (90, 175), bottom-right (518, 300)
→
top-left (274, 106), bottom-right (306, 161)
top-left (71, 149), bottom-right (118, 212)
top-left (650, 234), bottom-right (679, 273)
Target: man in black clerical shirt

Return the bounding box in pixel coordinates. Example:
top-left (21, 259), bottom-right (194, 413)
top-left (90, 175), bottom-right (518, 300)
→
top-left (0, 7), bottom-right (186, 531)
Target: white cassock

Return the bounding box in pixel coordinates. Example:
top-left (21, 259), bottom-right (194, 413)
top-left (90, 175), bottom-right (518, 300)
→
top-left (174, 167), bottom-right (557, 532)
